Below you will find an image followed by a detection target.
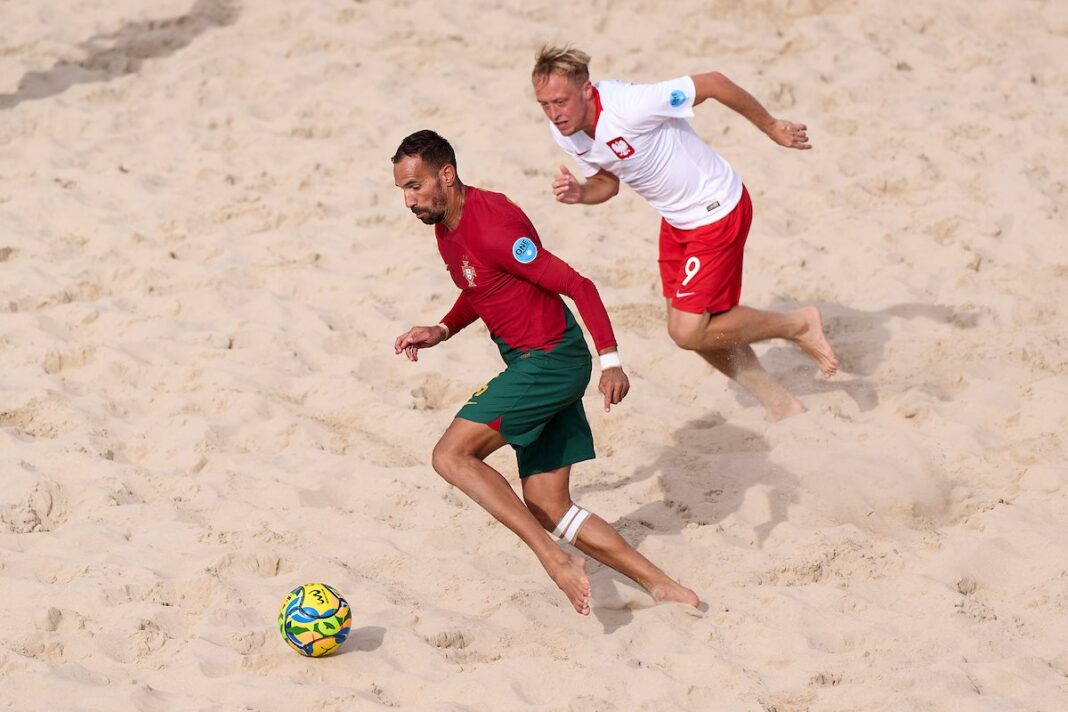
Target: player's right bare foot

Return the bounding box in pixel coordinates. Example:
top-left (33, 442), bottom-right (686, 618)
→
top-left (792, 306), bottom-right (838, 378)
top-left (547, 554), bottom-right (591, 615)
top-left (650, 579), bottom-right (701, 608)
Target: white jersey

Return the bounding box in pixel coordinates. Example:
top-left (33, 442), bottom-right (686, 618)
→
top-left (549, 76), bottom-right (743, 229)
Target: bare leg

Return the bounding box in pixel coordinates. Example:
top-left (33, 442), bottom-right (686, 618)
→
top-left (699, 345), bottom-right (805, 421)
top-left (667, 303), bottom-right (838, 378)
top-left (522, 467), bottom-right (700, 608)
top-left (432, 418), bottom-right (591, 615)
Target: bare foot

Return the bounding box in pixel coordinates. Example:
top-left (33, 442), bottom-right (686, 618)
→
top-left (792, 306), bottom-right (838, 378)
top-left (650, 579), bottom-right (701, 608)
top-left (766, 394), bottom-right (807, 422)
top-left (546, 554), bottom-right (591, 615)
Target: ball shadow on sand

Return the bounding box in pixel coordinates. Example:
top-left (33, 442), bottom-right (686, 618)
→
top-left (330, 625), bottom-right (386, 657)
top-left (0, 0), bottom-right (241, 110)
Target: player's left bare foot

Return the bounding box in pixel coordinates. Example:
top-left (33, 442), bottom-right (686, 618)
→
top-left (766, 393), bottom-right (807, 422)
top-left (546, 554), bottom-right (592, 615)
top-left (792, 306), bottom-right (838, 378)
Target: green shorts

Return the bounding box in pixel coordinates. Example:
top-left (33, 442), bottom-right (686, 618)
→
top-left (457, 307), bottom-right (595, 477)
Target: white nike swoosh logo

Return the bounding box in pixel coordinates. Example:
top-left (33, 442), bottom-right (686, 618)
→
top-left (675, 291), bottom-right (696, 298)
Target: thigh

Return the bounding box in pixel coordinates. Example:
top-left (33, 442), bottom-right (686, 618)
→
top-left (658, 218), bottom-right (686, 298)
top-left (435, 417), bottom-right (508, 460)
top-left (667, 303), bottom-right (712, 339)
top-left (459, 352), bottom-right (591, 449)
top-left (455, 362), bottom-right (538, 442)
top-left (515, 398), bottom-right (596, 477)
top-left (671, 235), bottom-right (745, 315)
top-left (670, 192), bottom-right (753, 315)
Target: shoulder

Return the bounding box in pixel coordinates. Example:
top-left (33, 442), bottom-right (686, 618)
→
top-left (596, 79), bottom-right (642, 108)
top-left (600, 76), bottom-right (696, 128)
top-left (597, 79), bottom-right (653, 124)
top-left (595, 79), bottom-right (632, 98)
top-left (473, 187), bottom-right (528, 221)
top-left (465, 187), bottom-right (531, 246)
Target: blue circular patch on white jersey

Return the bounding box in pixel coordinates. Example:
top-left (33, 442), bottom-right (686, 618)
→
top-left (512, 237), bottom-right (538, 264)
top-left (670, 90), bottom-right (686, 108)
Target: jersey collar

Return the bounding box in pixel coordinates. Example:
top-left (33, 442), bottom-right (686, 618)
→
top-left (586, 85), bottom-right (603, 138)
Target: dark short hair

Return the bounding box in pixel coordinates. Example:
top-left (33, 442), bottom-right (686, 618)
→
top-left (391, 130), bottom-right (457, 171)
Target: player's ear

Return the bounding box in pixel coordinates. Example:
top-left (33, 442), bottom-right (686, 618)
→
top-left (581, 80), bottom-right (593, 99)
top-left (439, 164), bottom-right (454, 187)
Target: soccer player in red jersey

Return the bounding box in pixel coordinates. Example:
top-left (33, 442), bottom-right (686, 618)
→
top-left (392, 130), bottom-right (699, 615)
top-left (532, 46), bottom-right (838, 421)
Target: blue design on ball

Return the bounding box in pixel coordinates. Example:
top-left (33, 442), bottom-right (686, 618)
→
top-left (512, 237), bottom-right (538, 264)
top-left (670, 90), bottom-right (686, 108)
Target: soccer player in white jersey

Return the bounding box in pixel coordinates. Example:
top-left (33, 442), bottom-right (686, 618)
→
top-left (532, 46), bottom-right (838, 421)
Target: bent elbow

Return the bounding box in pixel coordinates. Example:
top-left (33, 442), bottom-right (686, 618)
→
top-left (693, 71), bottom-right (729, 103)
top-left (698, 70), bottom-right (727, 85)
top-left (570, 274), bottom-right (596, 298)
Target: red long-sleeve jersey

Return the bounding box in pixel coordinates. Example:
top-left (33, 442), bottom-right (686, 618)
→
top-left (435, 187), bottom-right (616, 355)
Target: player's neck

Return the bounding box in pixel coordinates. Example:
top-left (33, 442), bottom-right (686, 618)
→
top-left (442, 183), bottom-right (466, 231)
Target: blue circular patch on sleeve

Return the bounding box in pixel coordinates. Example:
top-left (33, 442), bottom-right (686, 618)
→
top-left (670, 90), bottom-right (687, 108)
top-left (512, 237), bottom-right (538, 264)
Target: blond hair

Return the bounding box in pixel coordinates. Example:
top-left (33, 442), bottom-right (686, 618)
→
top-left (532, 45), bottom-right (590, 86)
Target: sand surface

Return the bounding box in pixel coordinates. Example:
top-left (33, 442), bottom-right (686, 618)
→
top-left (1, 1), bottom-right (1066, 709)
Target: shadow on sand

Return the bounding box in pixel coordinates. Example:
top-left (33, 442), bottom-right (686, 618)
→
top-left (329, 625), bottom-right (386, 657)
top-left (0, 0), bottom-right (240, 110)
top-left (588, 416), bottom-right (796, 632)
top-left (588, 300), bottom-right (981, 630)
top-left (757, 300), bottom-right (982, 413)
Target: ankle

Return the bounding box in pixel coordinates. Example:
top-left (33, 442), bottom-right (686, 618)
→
top-left (787, 311), bottom-right (809, 339)
top-left (538, 546), bottom-right (572, 569)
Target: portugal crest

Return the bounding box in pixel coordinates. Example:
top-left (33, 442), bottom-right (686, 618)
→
top-left (461, 257), bottom-right (477, 287)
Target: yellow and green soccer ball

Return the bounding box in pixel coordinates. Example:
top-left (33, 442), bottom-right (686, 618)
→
top-left (278, 583), bottom-right (352, 657)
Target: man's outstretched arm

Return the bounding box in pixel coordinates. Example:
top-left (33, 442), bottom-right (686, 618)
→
top-left (691, 71), bottom-right (811, 150)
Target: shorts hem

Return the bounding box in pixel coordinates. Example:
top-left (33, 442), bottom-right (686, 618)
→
top-left (668, 298), bottom-right (737, 315)
top-left (518, 451), bottom-right (596, 478)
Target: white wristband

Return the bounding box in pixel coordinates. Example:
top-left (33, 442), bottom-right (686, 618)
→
top-left (599, 352), bottom-right (622, 370)
top-left (436, 323), bottom-right (450, 340)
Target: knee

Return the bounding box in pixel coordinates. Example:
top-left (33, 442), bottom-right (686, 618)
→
top-left (431, 441), bottom-right (465, 484)
top-left (667, 321), bottom-right (703, 351)
top-left (524, 493), bottom-right (571, 531)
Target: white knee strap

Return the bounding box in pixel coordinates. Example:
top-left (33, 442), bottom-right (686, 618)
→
top-left (552, 504), bottom-right (591, 544)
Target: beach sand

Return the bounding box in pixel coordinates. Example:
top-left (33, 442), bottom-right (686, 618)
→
top-left (1, 0), bottom-right (1066, 709)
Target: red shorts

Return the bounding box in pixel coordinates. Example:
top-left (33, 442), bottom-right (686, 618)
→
top-left (658, 186), bottom-right (752, 315)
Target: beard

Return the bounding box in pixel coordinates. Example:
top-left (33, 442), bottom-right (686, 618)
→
top-left (413, 207), bottom-right (446, 224)
top-left (411, 188), bottom-right (448, 224)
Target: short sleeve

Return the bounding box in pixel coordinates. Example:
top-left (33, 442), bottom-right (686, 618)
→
top-left (610, 76), bottom-right (696, 133)
top-left (573, 154), bottom-right (599, 178)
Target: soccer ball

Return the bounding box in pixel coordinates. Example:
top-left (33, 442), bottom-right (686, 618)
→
top-left (278, 583), bottom-right (352, 657)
